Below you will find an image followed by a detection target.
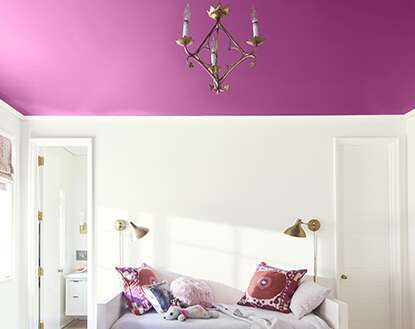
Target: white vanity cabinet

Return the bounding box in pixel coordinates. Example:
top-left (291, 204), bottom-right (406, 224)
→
top-left (65, 272), bottom-right (87, 316)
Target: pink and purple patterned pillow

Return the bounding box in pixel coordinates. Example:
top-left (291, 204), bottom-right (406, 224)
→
top-left (115, 264), bottom-right (158, 315)
top-left (238, 262), bottom-right (307, 313)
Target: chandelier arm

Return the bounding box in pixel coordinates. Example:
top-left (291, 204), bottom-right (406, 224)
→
top-left (218, 22), bottom-right (250, 56)
top-left (219, 53), bottom-right (256, 83)
top-left (182, 21), bottom-right (218, 61)
top-left (183, 49), bottom-right (219, 85)
top-left (194, 22), bottom-right (220, 55)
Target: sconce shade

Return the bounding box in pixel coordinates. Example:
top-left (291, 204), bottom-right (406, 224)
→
top-left (130, 221), bottom-right (149, 240)
top-left (284, 219), bottom-right (306, 238)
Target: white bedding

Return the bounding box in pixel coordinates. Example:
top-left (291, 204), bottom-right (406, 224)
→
top-left (111, 305), bottom-right (331, 329)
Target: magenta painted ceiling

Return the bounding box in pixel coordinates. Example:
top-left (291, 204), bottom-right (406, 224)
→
top-left (1, 0), bottom-right (415, 116)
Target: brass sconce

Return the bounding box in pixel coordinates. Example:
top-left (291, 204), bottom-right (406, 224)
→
top-left (284, 218), bottom-right (321, 282)
top-left (114, 219), bottom-right (149, 266)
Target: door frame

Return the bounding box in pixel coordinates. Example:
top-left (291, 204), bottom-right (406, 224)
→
top-left (28, 138), bottom-right (95, 329)
top-left (334, 137), bottom-right (406, 329)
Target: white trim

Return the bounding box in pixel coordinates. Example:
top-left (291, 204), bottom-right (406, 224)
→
top-left (22, 114), bottom-right (406, 120)
top-left (405, 108), bottom-right (415, 119)
top-left (0, 127), bottom-right (17, 141)
top-left (0, 99), bottom-right (24, 119)
top-left (400, 136), bottom-right (410, 329)
top-left (334, 136), bottom-right (405, 329)
top-left (30, 138), bottom-right (93, 147)
top-left (27, 138), bottom-right (95, 329)
top-left (27, 141), bottom-right (38, 329)
top-left (0, 96), bottom-right (412, 120)
top-left (387, 138), bottom-right (404, 329)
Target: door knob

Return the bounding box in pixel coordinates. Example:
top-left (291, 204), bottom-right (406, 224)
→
top-left (340, 274), bottom-right (348, 280)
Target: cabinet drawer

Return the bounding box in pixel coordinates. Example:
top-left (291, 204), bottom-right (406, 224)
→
top-left (66, 279), bottom-right (87, 316)
top-left (67, 279), bottom-right (87, 297)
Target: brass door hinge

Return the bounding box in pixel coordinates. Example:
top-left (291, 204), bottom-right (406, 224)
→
top-left (38, 211), bottom-right (43, 221)
top-left (38, 321), bottom-right (44, 329)
top-left (38, 155), bottom-right (44, 167)
top-left (38, 266), bottom-right (44, 277)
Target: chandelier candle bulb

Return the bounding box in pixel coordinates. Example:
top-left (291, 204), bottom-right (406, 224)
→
top-left (182, 20), bottom-right (189, 37)
top-left (251, 7), bottom-right (259, 37)
top-left (210, 39), bottom-right (217, 66)
top-left (211, 51), bottom-right (217, 66)
top-left (182, 4), bottom-right (191, 37)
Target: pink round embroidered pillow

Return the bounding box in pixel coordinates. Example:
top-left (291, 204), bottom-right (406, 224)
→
top-left (170, 277), bottom-right (214, 307)
top-left (238, 262), bottom-right (307, 313)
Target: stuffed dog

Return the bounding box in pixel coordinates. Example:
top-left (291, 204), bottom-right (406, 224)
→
top-left (163, 305), bottom-right (219, 321)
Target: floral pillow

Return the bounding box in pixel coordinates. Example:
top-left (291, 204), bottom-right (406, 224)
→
top-left (142, 281), bottom-right (172, 313)
top-left (115, 264), bottom-right (158, 315)
top-left (238, 262), bottom-right (307, 313)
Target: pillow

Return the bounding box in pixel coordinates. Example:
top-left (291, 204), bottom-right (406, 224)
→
top-left (170, 277), bottom-right (214, 307)
top-left (238, 262), bottom-right (307, 313)
top-left (142, 281), bottom-right (172, 313)
top-left (115, 264), bottom-right (158, 315)
top-left (290, 280), bottom-right (331, 319)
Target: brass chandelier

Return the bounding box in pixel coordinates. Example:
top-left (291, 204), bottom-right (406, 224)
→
top-left (176, 4), bottom-right (264, 94)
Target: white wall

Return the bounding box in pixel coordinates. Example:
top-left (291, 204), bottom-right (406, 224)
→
top-left (43, 147), bottom-right (87, 272)
top-left (0, 102), bottom-right (23, 329)
top-left (406, 112), bottom-right (415, 329)
top-left (23, 115), bottom-right (406, 303)
top-left (71, 152), bottom-right (88, 269)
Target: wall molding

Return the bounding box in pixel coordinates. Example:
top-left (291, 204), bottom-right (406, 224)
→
top-left (0, 99), bottom-right (24, 120)
top-left (22, 114), bottom-right (406, 121)
top-left (405, 108), bottom-right (415, 119)
top-left (334, 137), bottom-right (406, 329)
top-left (1, 97), bottom-right (414, 121)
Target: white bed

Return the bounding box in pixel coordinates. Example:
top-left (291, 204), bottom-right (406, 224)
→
top-left (97, 269), bottom-right (348, 329)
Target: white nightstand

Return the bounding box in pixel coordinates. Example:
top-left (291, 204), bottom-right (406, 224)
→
top-left (65, 272), bottom-right (87, 316)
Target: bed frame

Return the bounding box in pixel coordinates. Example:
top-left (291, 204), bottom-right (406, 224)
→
top-left (97, 292), bottom-right (348, 329)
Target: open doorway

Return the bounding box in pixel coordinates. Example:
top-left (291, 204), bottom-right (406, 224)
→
top-left (29, 138), bottom-right (94, 329)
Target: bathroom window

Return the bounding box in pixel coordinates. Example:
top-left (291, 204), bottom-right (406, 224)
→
top-left (0, 181), bottom-right (14, 280)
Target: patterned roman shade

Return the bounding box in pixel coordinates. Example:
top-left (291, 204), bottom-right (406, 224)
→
top-left (0, 135), bottom-right (14, 186)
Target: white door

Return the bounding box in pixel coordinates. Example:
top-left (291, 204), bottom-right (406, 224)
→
top-left (336, 138), bottom-right (401, 329)
top-left (40, 147), bottom-right (71, 328)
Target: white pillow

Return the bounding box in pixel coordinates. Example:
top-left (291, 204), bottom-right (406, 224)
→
top-left (290, 280), bottom-right (331, 319)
